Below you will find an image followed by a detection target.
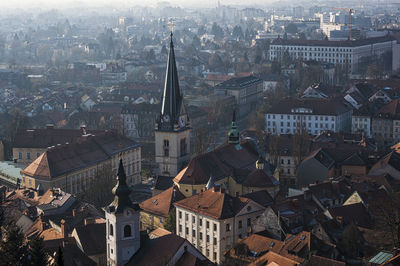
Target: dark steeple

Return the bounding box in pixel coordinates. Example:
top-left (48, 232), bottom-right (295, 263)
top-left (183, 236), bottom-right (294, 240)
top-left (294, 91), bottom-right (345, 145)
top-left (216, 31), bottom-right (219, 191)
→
top-left (158, 32), bottom-right (184, 131)
top-left (228, 110), bottom-right (239, 144)
top-left (108, 159), bottom-right (140, 213)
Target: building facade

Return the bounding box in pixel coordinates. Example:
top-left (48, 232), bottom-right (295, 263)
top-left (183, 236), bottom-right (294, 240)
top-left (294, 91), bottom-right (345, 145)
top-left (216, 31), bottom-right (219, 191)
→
top-left (174, 188), bottom-right (265, 264)
top-left (269, 36), bottom-right (396, 73)
top-left (265, 98), bottom-right (352, 135)
top-left (215, 76), bottom-right (263, 119)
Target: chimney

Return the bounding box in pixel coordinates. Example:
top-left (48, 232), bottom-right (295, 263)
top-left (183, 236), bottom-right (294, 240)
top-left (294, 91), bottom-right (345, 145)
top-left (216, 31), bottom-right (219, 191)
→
top-left (72, 209), bottom-right (76, 217)
top-left (61, 219), bottom-right (68, 239)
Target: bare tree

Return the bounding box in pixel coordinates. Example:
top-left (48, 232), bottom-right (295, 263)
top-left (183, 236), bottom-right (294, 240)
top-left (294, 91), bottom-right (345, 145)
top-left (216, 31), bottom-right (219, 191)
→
top-left (80, 164), bottom-right (115, 208)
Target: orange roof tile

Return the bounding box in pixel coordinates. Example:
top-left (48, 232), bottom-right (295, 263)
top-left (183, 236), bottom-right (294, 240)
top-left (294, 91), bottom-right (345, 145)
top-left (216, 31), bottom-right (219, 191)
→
top-left (140, 186), bottom-right (185, 218)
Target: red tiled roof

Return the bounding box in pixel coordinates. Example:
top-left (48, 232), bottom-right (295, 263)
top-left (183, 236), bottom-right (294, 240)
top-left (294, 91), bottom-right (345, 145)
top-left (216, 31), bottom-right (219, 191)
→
top-left (140, 186), bottom-right (185, 218)
top-left (21, 132), bottom-right (139, 179)
top-left (174, 189), bottom-right (251, 220)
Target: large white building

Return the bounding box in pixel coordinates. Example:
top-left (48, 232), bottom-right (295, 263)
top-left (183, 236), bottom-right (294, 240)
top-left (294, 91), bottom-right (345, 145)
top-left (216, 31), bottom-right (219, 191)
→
top-left (265, 98), bottom-right (352, 135)
top-left (174, 187), bottom-right (265, 264)
top-left (269, 36), bottom-right (396, 73)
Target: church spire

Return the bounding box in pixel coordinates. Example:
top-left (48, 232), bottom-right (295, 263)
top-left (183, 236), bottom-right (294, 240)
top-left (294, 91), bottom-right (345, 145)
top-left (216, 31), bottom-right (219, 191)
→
top-left (228, 110), bottom-right (239, 144)
top-left (108, 159), bottom-right (140, 213)
top-left (159, 32), bottom-right (183, 130)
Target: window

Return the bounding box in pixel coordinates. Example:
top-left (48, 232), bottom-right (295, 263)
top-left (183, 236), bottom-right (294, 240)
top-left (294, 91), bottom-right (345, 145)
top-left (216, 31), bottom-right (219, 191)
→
top-left (206, 221), bottom-right (210, 228)
top-left (226, 223), bottom-right (231, 232)
top-left (124, 225), bottom-right (132, 237)
top-left (179, 211), bottom-right (182, 219)
top-left (179, 224), bottom-right (182, 232)
top-left (199, 218), bottom-right (202, 226)
top-left (18, 152), bottom-right (22, 159)
top-left (206, 235), bottom-right (210, 242)
top-left (206, 249), bottom-right (210, 257)
top-left (192, 216), bottom-right (195, 223)
top-left (163, 139), bottom-right (169, 157)
top-left (213, 223), bottom-right (217, 231)
top-left (185, 213), bottom-right (188, 221)
top-left (238, 221), bottom-right (242, 229)
top-left (192, 229), bottom-right (196, 236)
top-left (200, 232), bottom-right (203, 240)
top-left (109, 224), bottom-right (114, 236)
top-left (213, 252), bottom-right (217, 260)
top-left (247, 218), bottom-right (251, 227)
top-left (213, 237), bottom-right (217, 245)
top-left (185, 227), bottom-right (189, 234)
top-left (27, 152), bottom-right (31, 160)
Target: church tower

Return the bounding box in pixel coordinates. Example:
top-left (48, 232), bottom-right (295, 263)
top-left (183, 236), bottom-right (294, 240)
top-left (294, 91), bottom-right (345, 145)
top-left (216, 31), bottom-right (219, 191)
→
top-left (105, 159), bottom-right (141, 266)
top-left (155, 32), bottom-right (191, 177)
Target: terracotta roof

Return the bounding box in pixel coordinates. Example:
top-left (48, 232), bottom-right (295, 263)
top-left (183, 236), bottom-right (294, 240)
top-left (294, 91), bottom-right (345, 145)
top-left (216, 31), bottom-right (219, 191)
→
top-left (242, 190), bottom-right (274, 207)
top-left (308, 255), bottom-right (345, 266)
top-left (281, 231), bottom-right (310, 256)
top-left (328, 202), bottom-right (372, 228)
top-left (174, 189), bottom-right (252, 220)
top-left (239, 234), bottom-right (284, 254)
top-left (149, 228), bottom-right (172, 239)
top-left (140, 186), bottom-right (185, 217)
top-left (175, 251), bottom-right (213, 266)
top-left (243, 169), bottom-right (278, 187)
top-left (174, 139), bottom-right (264, 186)
top-left (21, 131), bottom-right (139, 179)
top-left (375, 99), bottom-right (400, 117)
top-left (127, 234), bottom-right (186, 266)
top-left (73, 222), bottom-right (106, 256)
top-left (249, 251), bottom-right (301, 266)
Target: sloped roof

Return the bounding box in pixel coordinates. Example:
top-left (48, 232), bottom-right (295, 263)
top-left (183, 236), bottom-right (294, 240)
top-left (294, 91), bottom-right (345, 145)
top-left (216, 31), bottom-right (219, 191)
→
top-left (140, 186), bottom-right (185, 217)
top-left (243, 169), bottom-right (279, 188)
top-left (174, 189), bottom-right (251, 220)
top-left (74, 222), bottom-right (106, 256)
top-left (21, 132), bottom-right (139, 179)
top-left (308, 255), bottom-right (345, 266)
top-left (174, 139), bottom-right (263, 185)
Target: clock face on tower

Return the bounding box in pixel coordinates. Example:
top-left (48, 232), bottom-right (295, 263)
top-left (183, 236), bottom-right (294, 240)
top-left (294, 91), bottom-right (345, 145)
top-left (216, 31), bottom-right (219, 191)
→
top-left (179, 116), bottom-right (185, 127)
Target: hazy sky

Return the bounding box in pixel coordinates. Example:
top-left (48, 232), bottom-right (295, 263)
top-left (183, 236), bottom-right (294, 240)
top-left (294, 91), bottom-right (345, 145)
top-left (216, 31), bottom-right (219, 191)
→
top-left (0, 0), bottom-right (275, 9)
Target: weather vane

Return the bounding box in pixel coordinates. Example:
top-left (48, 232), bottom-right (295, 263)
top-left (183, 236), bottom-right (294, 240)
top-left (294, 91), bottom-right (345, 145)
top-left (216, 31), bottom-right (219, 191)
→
top-left (168, 19), bottom-right (175, 34)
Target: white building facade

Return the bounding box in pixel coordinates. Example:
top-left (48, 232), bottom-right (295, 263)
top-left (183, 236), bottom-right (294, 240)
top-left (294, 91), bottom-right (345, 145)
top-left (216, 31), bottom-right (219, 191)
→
top-left (265, 99), bottom-right (352, 135)
top-left (269, 37), bottom-right (396, 73)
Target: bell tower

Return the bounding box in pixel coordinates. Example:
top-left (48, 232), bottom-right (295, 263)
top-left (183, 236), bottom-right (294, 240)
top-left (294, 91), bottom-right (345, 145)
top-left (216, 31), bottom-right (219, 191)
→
top-left (105, 159), bottom-right (141, 266)
top-left (154, 32), bottom-right (191, 177)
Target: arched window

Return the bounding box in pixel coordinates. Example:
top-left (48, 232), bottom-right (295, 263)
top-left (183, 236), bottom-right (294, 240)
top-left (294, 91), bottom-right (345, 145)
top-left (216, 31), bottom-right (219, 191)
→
top-left (110, 224), bottom-right (114, 236)
top-left (124, 225), bottom-right (132, 238)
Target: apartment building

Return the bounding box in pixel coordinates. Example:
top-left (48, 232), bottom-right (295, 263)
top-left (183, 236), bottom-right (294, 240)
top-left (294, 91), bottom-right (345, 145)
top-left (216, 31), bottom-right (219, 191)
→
top-left (215, 76), bottom-right (263, 118)
top-left (20, 131), bottom-right (141, 192)
top-left (174, 187), bottom-right (265, 264)
top-left (265, 98), bottom-right (352, 135)
top-left (269, 36), bottom-right (396, 73)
